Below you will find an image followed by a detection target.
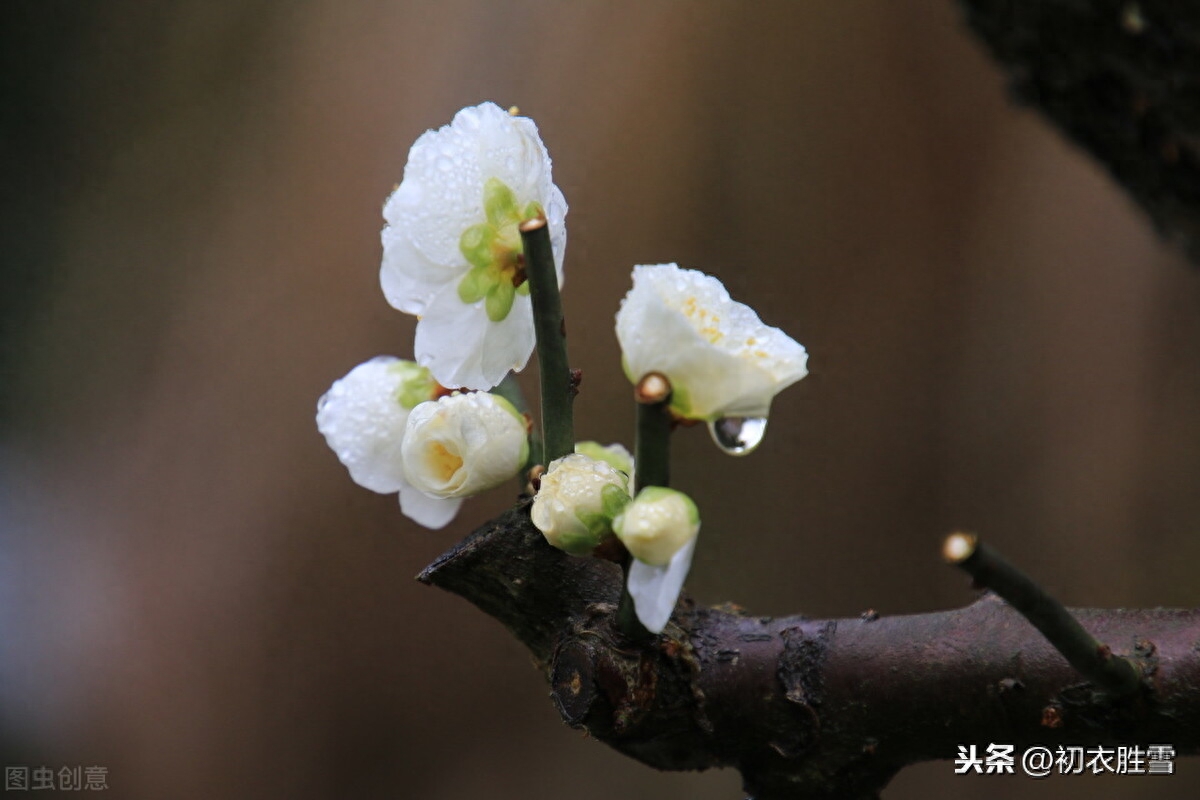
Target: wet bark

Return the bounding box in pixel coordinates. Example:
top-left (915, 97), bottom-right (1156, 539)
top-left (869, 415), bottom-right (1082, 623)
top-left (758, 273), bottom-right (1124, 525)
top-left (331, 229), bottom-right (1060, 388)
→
top-left (419, 502), bottom-right (1200, 799)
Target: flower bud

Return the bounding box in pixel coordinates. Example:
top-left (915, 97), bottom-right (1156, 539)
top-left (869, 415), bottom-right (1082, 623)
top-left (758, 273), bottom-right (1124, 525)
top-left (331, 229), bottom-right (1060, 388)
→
top-left (401, 391), bottom-right (529, 499)
top-left (614, 487), bottom-right (702, 634)
top-left (531, 453), bottom-right (631, 555)
top-left (612, 486), bottom-right (700, 567)
top-left (316, 357), bottom-right (432, 494)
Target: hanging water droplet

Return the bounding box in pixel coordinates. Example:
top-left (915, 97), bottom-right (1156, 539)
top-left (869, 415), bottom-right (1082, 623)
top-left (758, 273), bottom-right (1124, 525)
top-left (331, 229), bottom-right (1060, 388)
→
top-left (707, 416), bottom-right (768, 456)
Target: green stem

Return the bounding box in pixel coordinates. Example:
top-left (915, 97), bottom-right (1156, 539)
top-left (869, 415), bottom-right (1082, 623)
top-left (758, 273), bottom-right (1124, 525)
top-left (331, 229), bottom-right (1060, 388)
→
top-left (944, 533), bottom-right (1142, 697)
top-left (616, 553), bottom-right (655, 645)
top-left (519, 218), bottom-right (573, 464)
top-left (634, 395), bottom-right (671, 493)
top-left (616, 382), bottom-right (674, 641)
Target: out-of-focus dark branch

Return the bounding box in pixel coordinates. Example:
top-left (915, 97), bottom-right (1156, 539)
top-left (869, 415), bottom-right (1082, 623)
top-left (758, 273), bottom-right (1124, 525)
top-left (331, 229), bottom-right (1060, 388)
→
top-left (957, 0), bottom-right (1200, 263)
top-left (420, 503), bottom-right (1200, 799)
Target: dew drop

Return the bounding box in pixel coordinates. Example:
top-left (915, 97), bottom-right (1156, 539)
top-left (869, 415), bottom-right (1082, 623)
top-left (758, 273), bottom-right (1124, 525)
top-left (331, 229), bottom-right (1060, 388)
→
top-left (707, 416), bottom-right (768, 456)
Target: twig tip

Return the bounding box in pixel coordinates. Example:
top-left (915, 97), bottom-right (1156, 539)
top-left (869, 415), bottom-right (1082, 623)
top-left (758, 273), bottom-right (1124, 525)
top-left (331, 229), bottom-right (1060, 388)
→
top-left (634, 372), bottom-right (672, 404)
top-left (943, 531), bottom-right (977, 564)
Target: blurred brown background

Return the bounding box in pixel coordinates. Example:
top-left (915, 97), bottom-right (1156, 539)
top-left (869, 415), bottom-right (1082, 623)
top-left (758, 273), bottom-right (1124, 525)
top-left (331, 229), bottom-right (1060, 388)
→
top-left (3, 2), bottom-right (1199, 798)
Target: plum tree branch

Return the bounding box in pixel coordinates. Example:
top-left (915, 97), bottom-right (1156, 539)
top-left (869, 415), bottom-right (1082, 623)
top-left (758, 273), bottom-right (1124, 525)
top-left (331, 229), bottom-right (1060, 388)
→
top-left (944, 531), bottom-right (1143, 696)
top-left (414, 5), bottom-right (1200, 796)
top-left (419, 503), bottom-right (1200, 799)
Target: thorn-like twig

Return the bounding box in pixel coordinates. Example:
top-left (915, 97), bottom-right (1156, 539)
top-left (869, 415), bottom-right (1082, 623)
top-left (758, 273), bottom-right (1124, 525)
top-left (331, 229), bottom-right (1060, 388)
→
top-left (943, 532), bottom-right (1143, 697)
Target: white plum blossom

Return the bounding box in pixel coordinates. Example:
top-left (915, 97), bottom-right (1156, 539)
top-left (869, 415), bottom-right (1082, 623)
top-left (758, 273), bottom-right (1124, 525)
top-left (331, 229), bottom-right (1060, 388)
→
top-left (615, 263), bottom-right (808, 421)
top-left (612, 487), bottom-right (701, 633)
top-left (401, 391), bottom-right (530, 499)
top-left (381, 101), bottom-right (568, 391)
top-left (532, 453), bottom-right (631, 555)
top-left (316, 357), bottom-right (462, 529)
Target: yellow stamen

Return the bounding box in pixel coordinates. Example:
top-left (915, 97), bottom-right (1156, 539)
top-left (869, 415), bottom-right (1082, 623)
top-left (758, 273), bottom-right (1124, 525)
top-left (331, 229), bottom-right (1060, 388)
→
top-left (427, 442), bottom-right (464, 483)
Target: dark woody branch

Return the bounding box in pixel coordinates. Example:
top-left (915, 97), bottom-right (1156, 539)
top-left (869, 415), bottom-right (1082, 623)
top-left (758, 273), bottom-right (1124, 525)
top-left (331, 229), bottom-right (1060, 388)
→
top-left (957, 0), bottom-right (1200, 264)
top-left (420, 503), bottom-right (1200, 799)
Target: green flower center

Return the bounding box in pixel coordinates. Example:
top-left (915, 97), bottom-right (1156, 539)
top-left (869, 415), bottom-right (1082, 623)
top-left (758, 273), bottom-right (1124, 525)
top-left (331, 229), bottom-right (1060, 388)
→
top-left (457, 177), bottom-right (544, 322)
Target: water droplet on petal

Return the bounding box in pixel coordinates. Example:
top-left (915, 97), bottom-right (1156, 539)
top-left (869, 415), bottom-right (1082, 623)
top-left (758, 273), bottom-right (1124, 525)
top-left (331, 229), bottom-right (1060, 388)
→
top-left (707, 416), bottom-right (768, 456)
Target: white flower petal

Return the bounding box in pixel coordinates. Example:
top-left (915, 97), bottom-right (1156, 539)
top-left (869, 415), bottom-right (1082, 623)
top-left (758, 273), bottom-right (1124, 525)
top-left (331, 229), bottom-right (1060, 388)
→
top-left (398, 485), bottom-right (462, 530)
top-left (380, 223), bottom-right (455, 315)
top-left (545, 183), bottom-right (568, 288)
top-left (628, 538), bottom-right (696, 634)
top-left (316, 357), bottom-right (412, 494)
top-left (414, 283), bottom-right (536, 391)
top-left (380, 102), bottom-right (567, 391)
top-left (381, 101), bottom-right (566, 283)
top-left (401, 392), bottom-right (529, 499)
top-left (615, 264), bottom-right (808, 420)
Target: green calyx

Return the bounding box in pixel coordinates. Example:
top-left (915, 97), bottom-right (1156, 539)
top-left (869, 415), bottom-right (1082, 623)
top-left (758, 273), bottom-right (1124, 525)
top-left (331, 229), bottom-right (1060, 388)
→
top-left (553, 526), bottom-right (604, 556)
top-left (600, 482), bottom-right (633, 518)
top-left (570, 483), bottom-right (631, 551)
top-left (389, 360), bottom-right (437, 409)
top-left (667, 383), bottom-right (693, 419)
top-left (457, 178), bottom-right (543, 322)
top-left (620, 358), bottom-right (695, 420)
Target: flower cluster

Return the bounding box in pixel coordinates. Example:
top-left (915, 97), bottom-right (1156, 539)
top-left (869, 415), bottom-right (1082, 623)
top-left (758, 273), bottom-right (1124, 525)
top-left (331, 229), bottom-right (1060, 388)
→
top-left (318, 102), bottom-right (561, 528)
top-left (318, 102), bottom-right (809, 636)
top-left (316, 357), bottom-right (527, 529)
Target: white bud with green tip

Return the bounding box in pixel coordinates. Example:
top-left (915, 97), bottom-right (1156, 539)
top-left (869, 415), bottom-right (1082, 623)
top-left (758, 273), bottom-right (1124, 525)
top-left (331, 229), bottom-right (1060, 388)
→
top-left (531, 453), bottom-right (632, 555)
top-left (401, 391), bottom-right (530, 499)
top-left (613, 486), bottom-right (700, 566)
top-left (613, 486), bottom-right (702, 634)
